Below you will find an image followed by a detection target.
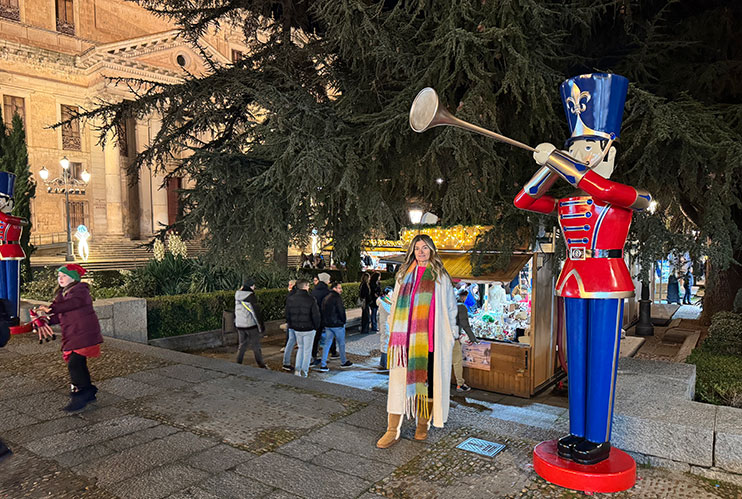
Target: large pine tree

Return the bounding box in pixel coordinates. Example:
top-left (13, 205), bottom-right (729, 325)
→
top-left (73, 0), bottom-right (740, 311)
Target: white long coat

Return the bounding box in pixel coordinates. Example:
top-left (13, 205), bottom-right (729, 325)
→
top-left (386, 274), bottom-right (458, 428)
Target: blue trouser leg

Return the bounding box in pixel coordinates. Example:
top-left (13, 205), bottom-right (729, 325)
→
top-left (5, 260), bottom-right (19, 318)
top-left (332, 326), bottom-right (347, 364)
top-left (585, 298), bottom-right (624, 443)
top-left (564, 298), bottom-right (588, 438)
top-left (282, 329), bottom-right (297, 366)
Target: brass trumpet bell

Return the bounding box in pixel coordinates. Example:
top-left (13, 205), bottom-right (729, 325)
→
top-left (409, 87), bottom-right (535, 153)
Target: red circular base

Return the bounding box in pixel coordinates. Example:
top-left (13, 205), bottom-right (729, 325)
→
top-left (533, 440), bottom-right (636, 493)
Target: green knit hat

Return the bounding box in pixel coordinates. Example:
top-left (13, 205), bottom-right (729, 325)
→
top-left (57, 264), bottom-right (86, 281)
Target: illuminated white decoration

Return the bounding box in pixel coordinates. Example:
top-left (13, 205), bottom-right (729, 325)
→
top-left (74, 225), bottom-right (90, 262)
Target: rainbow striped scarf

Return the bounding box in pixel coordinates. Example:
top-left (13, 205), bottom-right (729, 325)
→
top-left (388, 263), bottom-right (435, 419)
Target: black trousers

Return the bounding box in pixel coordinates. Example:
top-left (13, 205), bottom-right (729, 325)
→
top-left (361, 304), bottom-right (370, 334)
top-left (68, 352), bottom-right (92, 390)
top-left (236, 327), bottom-right (266, 367)
top-left (427, 351), bottom-right (434, 398)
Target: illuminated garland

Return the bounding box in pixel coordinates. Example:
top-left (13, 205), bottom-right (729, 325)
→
top-left (400, 225), bottom-right (490, 250)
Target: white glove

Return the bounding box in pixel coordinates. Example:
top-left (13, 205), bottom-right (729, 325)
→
top-left (533, 143), bottom-right (556, 166)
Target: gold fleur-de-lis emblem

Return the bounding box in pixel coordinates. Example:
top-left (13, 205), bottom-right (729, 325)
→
top-left (566, 85), bottom-right (591, 116)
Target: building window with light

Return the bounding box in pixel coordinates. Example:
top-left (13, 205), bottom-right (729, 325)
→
top-left (2, 95), bottom-right (25, 130)
top-left (231, 49), bottom-right (246, 63)
top-left (0, 0), bottom-right (20, 22)
top-left (55, 0), bottom-right (74, 35)
top-left (60, 105), bottom-right (81, 151)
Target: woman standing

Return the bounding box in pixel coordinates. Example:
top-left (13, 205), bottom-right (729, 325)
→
top-left (376, 235), bottom-right (457, 448)
top-left (359, 272), bottom-right (372, 334)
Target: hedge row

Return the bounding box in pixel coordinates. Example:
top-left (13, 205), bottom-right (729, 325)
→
top-left (147, 279), bottom-right (395, 339)
top-left (686, 311), bottom-right (742, 408)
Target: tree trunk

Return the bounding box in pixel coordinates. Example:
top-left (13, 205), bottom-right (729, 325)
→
top-left (700, 251), bottom-right (742, 324)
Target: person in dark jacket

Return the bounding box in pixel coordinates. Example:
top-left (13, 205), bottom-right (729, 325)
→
top-left (311, 272), bottom-right (336, 363)
top-left (453, 289), bottom-right (479, 392)
top-left (285, 280), bottom-right (320, 377)
top-left (282, 280), bottom-right (297, 371)
top-left (316, 282), bottom-right (353, 372)
top-left (359, 272), bottom-right (372, 334)
top-left (368, 272), bottom-right (382, 332)
top-left (0, 299), bottom-right (12, 461)
top-left (36, 264), bottom-right (103, 412)
top-left (234, 278), bottom-right (267, 368)
top-left (682, 268), bottom-right (694, 305)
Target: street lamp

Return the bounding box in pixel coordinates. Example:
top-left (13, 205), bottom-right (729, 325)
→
top-left (408, 208), bottom-right (423, 225)
top-left (37, 157), bottom-right (91, 262)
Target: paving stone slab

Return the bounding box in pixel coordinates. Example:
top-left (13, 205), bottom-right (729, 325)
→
top-left (97, 376), bottom-right (165, 400)
top-left (302, 421), bottom-right (427, 466)
top-left (126, 370), bottom-right (193, 390)
top-left (234, 452), bottom-right (372, 498)
top-left (107, 464), bottom-right (209, 499)
top-left (74, 431), bottom-right (217, 486)
top-left (262, 490), bottom-right (303, 499)
top-left (626, 450), bottom-right (692, 473)
top-left (690, 466), bottom-right (742, 488)
top-left (197, 470), bottom-right (274, 498)
top-left (338, 403), bottom-right (387, 431)
top-left (311, 448), bottom-right (397, 482)
top-left (3, 413), bottom-right (86, 444)
top-left (53, 441), bottom-right (117, 468)
top-left (275, 437), bottom-right (331, 462)
top-left (0, 374), bottom-right (53, 401)
top-left (24, 415), bottom-right (159, 457)
top-left (167, 487), bottom-right (222, 499)
top-left (186, 444), bottom-right (257, 473)
top-left (0, 406), bottom-right (39, 432)
top-left (76, 404), bottom-right (132, 423)
top-left (714, 405), bottom-right (742, 473)
top-left (148, 364), bottom-right (228, 383)
top-left (3, 390), bottom-right (70, 421)
top-left (104, 423), bottom-right (180, 452)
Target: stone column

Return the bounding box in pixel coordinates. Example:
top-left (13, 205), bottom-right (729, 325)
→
top-left (103, 129), bottom-right (124, 236)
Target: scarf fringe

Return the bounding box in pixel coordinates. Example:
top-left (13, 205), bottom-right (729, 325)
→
top-left (404, 394), bottom-right (430, 420)
top-left (388, 345), bottom-right (407, 369)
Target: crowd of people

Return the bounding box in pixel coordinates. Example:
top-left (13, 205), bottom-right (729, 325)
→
top-left (232, 235), bottom-right (481, 449)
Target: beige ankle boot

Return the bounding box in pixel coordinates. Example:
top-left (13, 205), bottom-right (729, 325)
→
top-left (414, 402), bottom-right (434, 441)
top-left (376, 413), bottom-right (403, 448)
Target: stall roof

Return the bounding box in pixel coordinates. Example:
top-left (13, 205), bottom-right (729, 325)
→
top-left (378, 252), bottom-right (532, 282)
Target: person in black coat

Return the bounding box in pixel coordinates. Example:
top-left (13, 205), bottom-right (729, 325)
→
top-left (316, 282), bottom-right (353, 371)
top-left (311, 272), bottom-right (336, 362)
top-left (369, 272), bottom-right (382, 332)
top-left (359, 272), bottom-right (372, 334)
top-left (285, 280), bottom-right (321, 377)
top-left (0, 299), bottom-right (12, 461)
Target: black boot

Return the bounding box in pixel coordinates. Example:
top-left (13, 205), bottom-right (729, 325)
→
top-left (63, 386), bottom-right (97, 412)
top-left (0, 440), bottom-right (12, 462)
top-left (557, 434), bottom-right (585, 460)
top-left (572, 439), bottom-right (611, 465)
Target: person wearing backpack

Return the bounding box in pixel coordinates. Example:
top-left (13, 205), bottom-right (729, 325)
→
top-left (234, 278), bottom-right (267, 368)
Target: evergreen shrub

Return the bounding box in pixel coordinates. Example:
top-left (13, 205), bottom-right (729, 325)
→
top-left (687, 311), bottom-right (742, 408)
top-left (146, 279), bottom-right (395, 339)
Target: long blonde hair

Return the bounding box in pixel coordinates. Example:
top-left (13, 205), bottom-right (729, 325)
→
top-left (396, 234), bottom-right (451, 283)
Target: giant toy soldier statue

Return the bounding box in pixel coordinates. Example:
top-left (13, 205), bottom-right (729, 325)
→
top-left (514, 73), bottom-right (651, 491)
top-left (0, 171), bottom-right (26, 323)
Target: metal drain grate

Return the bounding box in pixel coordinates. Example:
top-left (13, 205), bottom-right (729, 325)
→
top-left (456, 437), bottom-right (506, 458)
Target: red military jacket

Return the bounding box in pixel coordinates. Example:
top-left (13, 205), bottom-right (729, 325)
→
top-left (0, 212), bottom-right (26, 260)
top-left (515, 165), bottom-right (650, 299)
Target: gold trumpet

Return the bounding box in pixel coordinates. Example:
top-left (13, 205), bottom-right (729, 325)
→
top-left (409, 87), bottom-right (536, 152)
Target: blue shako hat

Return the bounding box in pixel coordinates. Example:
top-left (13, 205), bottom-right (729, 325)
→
top-left (559, 73), bottom-right (629, 144)
top-left (0, 171), bottom-right (16, 199)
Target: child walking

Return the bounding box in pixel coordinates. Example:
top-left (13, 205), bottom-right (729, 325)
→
top-left (37, 264), bottom-right (103, 412)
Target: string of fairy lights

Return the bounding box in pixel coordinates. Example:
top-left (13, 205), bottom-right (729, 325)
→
top-left (364, 225), bottom-right (490, 251)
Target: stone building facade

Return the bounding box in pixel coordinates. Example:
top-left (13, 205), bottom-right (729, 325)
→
top-left (0, 0), bottom-right (246, 243)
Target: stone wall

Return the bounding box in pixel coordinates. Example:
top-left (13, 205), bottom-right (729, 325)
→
top-left (21, 297), bottom-right (147, 344)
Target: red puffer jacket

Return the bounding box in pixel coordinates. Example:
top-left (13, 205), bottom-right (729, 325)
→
top-left (49, 282), bottom-right (103, 351)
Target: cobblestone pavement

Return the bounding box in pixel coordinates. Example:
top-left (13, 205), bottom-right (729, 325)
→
top-left (1, 334), bottom-right (740, 498)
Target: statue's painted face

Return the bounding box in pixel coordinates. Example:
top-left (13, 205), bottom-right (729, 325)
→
top-left (568, 138), bottom-right (616, 179)
top-left (0, 195), bottom-right (13, 214)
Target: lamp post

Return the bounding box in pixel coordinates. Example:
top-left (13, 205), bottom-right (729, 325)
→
top-left (38, 157), bottom-right (90, 262)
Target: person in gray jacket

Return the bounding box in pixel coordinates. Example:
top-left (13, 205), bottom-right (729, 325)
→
top-left (235, 278), bottom-right (267, 368)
